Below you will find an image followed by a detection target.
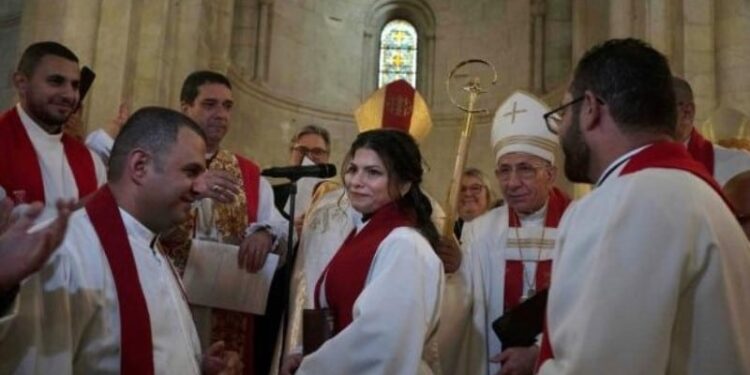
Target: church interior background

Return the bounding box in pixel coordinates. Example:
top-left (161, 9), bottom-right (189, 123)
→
top-left (1, 0), bottom-right (748, 199)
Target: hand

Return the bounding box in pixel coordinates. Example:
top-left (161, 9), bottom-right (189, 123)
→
top-left (195, 170), bottom-right (241, 204)
top-left (201, 341), bottom-right (228, 375)
top-left (104, 102), bottom-right (130, 139)
top-left (0, 199), bottom-right (75, 292)
top-left (490, 345), bottom-right (539, 375)
top-left (435, 235), bottom-right (462, 273)
top-left (293, 213), bottom-right (305, 238)
top-left (237, 229), bottom-right (274, 273)
top-left (280, 353), bottom-right (303, 375)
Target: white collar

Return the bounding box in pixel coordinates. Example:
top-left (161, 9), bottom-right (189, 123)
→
top-left (595, 144), bottom-right (651, 187)
top-left (16, 103), bottom-right (63, 142)
top-left (118, 207), bottom-right (158, 250)
top-left (517, 202), bottom-right (548, 226)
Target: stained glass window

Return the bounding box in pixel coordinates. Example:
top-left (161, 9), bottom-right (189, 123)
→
top-left (378, 19), bottom-right (418, 87)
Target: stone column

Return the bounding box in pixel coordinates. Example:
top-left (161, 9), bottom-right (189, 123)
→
top-left (609, 0), bottom-right (632, 38)
top-left (254, 0), bottom-right (273, 82)
top-left (231, 0), bottom-right (257, 77)
top-left (571, 0), bottom-right (587, 63)
top-left (715, 0), bottom-right (750, 119)
top-left (531, 0), bottom-right (546, 93)
top-left (644, 0), bottom-right (672, 58)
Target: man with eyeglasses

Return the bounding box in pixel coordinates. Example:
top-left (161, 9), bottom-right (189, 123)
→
top-left (536, 39), bottom-right (750, 374)
top-left (672, 76), bottom-right (750, 187)
top-left (462, 91), bottom-right (571, 375)
top-left (273, 125), bottom-right (332, 216)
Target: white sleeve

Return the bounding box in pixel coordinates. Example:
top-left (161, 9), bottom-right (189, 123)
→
top-left (246, 177), bottom-right (289, 248)
top-left (296, 229), bottom-right (444, 375)
top-left (85, 129), bottom-right (114, 166)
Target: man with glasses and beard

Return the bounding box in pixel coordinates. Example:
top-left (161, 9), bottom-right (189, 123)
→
top-left (462, 91), bottom-right (571, 375)
top-left (537, 38), bottom-right (750, 374)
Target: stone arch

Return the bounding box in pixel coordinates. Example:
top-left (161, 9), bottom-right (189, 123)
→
top-left (361, 0), bottom-right (436, 103)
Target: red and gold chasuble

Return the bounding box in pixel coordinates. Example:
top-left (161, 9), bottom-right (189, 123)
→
top-left (0, 107), bottom-right (97, 204)
top-left (536, 141), bottom-right (729, 370)
top-left (686, 128), bottom-right (715, 176)
top-left (160, 149), bottom-right (260, 375)
top-left (503, 187), bottom-right (570, 312)
top-left (85, 186), bottom-right (155, 375)
top-left (314, 202), bottom-right (415, 334)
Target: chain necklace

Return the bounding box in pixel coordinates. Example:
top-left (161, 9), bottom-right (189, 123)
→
top-left (513, 224), bottom-right (546, 302)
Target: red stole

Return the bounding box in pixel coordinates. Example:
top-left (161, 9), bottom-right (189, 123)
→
top-left (85, 186), bottom-right (155, 375)
top-left (235, 154), bottom-right (260, 223)
top-left (314, 202), bottom-right (414, 333)
top-left (0, 107), bottom-right (97, 204)
top-left (686, 128), bottom-right (715, 175)
top-left (536, 142), bottom-right (729, 371)
top-left (504, 187), bottom-right (570, 312)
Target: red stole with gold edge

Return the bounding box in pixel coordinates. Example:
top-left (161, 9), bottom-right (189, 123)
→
top-left (503, 187), bottom-right (570, 312)
top-left (85, 186), bottom-right (155, 375)
top-left (235, 154), bottom-right (260, 223)
top-left (686, 128), bottom-right (715, 176)
top-left (314, 202), bottom-right (414, 334)
top-left (536, 141), bottom-right (730, 371)
top-left (0, 107), bottom-right (97, 204)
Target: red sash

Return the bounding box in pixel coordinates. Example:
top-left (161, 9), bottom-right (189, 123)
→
top-left (85, 186), bottom-right (155, 375)
top-left (314, 202), bottom-right (414, 333)
top-left (536, 142), bottom-right (729, 372)
top-left (236, 154), bottom-right (260, 223)
top-left (0, 107), bottom-right (97, 204)
top-left (504, 187), bottom-right (570, 312)
top-left (686, 128), bottom-right (715, 175)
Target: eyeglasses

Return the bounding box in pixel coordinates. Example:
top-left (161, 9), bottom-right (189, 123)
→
top-left (543, 96), bottom-right (583, 135)
top-left (496, 163), bottom-right (549, 182)
top-left (291, 145), bottom-right (329, 158)
top-left (460, 184), bottom-right (485, 195)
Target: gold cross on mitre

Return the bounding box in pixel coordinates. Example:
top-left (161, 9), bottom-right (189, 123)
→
top-left (503, 101), bottom-right (527, 124)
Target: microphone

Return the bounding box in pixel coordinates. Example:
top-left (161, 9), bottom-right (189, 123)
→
top-left (261, 164), bottom-right (337, 180)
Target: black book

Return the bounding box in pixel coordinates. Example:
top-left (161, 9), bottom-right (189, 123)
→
top-left (492, 289), bottom-right (548, 347)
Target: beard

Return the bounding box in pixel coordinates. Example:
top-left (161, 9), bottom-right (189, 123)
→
top-left (561, 110), bottom-right (592, 183)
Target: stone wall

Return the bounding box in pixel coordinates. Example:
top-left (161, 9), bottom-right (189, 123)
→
top-left (1, 0), bottom-right (748, 202)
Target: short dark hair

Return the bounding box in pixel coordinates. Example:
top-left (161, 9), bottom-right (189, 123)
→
top-left (108, 107), bottom-right (206, 181)
top-left (17, 41), bottom-right (79, 77)
top-left (571, 38), bottom-right (677, 137)
top-left (672, 76), bottom-right (694, 104)
top-left (290, 124), bottom-right (331, 149)
top-left (180, 71), bottom-right (232, 104)
top-left (343, 129), bottom-right (439, 248)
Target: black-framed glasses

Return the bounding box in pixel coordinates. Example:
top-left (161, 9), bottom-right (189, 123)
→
top-left (291, 145), bottom-right (329, 158)
top-left (543, 96), bottom-right (584, 135)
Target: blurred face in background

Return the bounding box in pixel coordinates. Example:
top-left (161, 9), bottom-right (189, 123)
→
top-left (458, 174), bottom-right (490, 221)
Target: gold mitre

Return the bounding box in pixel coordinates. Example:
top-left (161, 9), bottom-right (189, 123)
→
top-left (354, 79), bottom-right (432, 142)
top-left (492, 90), bottom-right (558, 164)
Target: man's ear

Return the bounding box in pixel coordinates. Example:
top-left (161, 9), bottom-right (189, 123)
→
top-left (180, 101), bottom-right (191, 114)
top-left (127, 149), bottom-right (152, 185)
top-left (580, 90), bottom-right (603, 132)
top-left (12, 72), bottom-right (28, 97)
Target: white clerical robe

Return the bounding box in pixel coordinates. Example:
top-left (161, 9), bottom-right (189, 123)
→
top-left (713, 143), bottom-right (750, 186)
top-left (17, 104), bottom-right (107, 222)
top-left (461, 204), bottom-right (556, 375)
top-left (296, 225), bottom-right (444, 375)
top-left (0, 208), bottom-right (202, 374)
top-left (539, 152), bottom-right (750, 374)
top-left (279, 188), bottom-right (447, 361)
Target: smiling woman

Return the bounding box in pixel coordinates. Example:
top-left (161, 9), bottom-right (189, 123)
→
top-left (284, 129), bottom-right (444, 375)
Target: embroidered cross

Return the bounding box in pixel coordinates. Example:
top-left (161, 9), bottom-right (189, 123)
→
top-left (503, 101), bottom-right (527, 124)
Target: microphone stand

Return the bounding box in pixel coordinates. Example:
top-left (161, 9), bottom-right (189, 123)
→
top-left (276, 177), bottom-right (299, 370)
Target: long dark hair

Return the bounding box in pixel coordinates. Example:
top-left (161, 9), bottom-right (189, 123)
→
top-left (342, 129), bottom-right (439, 248)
